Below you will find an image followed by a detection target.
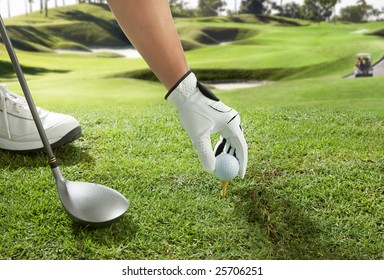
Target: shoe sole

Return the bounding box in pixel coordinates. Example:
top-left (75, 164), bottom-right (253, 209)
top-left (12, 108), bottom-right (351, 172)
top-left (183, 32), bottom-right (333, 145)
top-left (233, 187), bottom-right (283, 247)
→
top-left (0, 126), bottom-right (82, 154)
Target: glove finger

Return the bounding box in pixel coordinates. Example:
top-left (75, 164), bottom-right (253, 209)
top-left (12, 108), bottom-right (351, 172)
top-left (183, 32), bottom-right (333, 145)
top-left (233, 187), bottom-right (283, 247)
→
top-left (214, 137), bottom-right (236, 156)
top-left (194, 134), bottom-right (216, 173)
top-left (220, 116), bottom-right (248, 179)
top-left (227, 145), bottom-right (236, 156)
top-left (214, 137), bottom-right (226, 156)
top-left (227, 132), bottom-right (247, 178)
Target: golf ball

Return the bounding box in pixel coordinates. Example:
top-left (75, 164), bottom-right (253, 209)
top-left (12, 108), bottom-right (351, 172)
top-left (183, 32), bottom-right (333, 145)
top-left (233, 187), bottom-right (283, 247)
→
top-left (214, 153), bottom-right (239, 181)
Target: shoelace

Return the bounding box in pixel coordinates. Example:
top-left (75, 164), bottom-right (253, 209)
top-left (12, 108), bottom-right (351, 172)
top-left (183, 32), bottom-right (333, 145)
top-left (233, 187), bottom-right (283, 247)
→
top-left (0, 84), bottom-right (30, 140)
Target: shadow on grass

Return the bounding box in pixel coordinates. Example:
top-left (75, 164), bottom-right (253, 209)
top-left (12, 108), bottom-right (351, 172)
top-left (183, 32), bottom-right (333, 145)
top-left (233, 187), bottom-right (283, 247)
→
top-left (0, 142), bottom-right (94, 170)
top-left (68, 214), bottom-right (138, 258)
top-left (72, 213), bottom-right (137, 234)
top-left (114, 59), bottom-right (349, 83)
top-left (233, 170), bottom-right (349, 259)
top-left (0, 60), bottom-right (70, 78)
top-left (229, 14), bottom-right (305, 26)
top-left (56, 9), bottom-right (129, 47)
top-left (0, 25), bottom-right (56, 51)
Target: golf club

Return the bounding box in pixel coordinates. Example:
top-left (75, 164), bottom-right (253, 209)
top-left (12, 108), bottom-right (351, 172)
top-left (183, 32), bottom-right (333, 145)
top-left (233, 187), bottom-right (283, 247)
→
top-left (0, 15), bottom-right (129, 227)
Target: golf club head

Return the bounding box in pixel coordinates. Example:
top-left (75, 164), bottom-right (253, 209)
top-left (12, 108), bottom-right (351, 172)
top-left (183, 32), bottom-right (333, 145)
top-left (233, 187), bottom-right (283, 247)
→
top-left (62, 181), bottom-right (129, 227)
top-left (0, 17), bottom-right (128, 228)
top-left (53, 167), bottom-right (129, 227)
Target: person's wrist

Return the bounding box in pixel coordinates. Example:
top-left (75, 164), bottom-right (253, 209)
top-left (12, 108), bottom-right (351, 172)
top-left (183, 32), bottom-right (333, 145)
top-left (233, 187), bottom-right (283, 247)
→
top-left (165, 71), bottom-right (197, 108)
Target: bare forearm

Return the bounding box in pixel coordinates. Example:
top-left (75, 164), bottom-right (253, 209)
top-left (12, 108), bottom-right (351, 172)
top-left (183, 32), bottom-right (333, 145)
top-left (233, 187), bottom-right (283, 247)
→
top-left (107, 0), bottom-right (189, 90)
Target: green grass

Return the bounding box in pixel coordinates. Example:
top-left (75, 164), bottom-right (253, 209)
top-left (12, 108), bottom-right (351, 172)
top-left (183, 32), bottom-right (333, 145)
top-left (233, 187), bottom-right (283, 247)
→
top-left (0, 4), bottom-right (384, 260)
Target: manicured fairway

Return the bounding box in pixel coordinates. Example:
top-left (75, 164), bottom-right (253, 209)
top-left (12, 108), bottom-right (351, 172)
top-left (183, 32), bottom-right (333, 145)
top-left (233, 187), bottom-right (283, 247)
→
top-left (0, 4), bottom-right (383, 259)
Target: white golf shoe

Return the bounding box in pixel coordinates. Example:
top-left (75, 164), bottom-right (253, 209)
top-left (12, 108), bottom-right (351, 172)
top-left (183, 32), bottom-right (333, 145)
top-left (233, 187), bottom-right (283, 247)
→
top-left (0, 84), bottom-right (82, 153)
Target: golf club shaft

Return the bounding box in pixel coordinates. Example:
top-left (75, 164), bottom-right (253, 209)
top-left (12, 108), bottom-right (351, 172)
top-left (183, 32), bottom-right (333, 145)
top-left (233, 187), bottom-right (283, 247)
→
top-left (0, 15), bottom-right (57, 166)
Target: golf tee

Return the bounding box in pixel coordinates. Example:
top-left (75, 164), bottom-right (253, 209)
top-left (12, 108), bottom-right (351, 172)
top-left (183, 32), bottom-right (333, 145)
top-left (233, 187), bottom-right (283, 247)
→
top-left (221, 180), bottom-right (228, 198)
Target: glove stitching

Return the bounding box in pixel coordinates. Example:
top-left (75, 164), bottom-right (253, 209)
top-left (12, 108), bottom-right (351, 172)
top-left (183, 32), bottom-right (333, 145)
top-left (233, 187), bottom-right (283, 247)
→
top-left (208, 104), bottom-right (232, 113)
top-left (226, 113), bottom-right (239, 124)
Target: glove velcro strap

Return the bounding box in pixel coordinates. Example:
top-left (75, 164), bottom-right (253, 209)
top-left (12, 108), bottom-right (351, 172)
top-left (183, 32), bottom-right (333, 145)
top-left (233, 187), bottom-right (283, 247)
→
top-left (165, 71), bottom-right (220, 107)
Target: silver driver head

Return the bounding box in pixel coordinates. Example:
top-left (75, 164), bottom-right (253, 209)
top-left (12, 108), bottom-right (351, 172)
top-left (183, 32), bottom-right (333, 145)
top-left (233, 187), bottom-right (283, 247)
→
top-left (53, 167), bottom-right (129, 227)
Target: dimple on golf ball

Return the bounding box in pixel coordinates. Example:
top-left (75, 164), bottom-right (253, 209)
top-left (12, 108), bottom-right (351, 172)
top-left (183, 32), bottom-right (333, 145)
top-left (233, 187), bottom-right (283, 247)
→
top-left (214, 153), bottom-right (239, 181)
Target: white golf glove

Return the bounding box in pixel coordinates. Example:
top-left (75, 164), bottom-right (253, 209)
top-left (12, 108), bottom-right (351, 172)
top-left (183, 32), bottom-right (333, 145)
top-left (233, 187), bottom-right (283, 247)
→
top-left (166, 71), bottom-right (248, 178)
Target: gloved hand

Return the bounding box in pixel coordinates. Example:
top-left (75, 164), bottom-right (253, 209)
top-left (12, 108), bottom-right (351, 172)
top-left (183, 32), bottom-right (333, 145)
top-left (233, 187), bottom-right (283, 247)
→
top-left (165, 71), bottom-right (248, 178)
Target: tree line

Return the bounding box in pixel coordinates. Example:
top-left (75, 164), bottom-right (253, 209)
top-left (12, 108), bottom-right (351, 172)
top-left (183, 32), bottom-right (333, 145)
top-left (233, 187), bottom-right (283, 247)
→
top-left (171, 0), bottom-right (383, 22)
top-left (1, 0), bottom-right (109, 18)
top-left (3, 0), bottom-right (383, 22)
top-left (275, 0), bottom-right (382, 22)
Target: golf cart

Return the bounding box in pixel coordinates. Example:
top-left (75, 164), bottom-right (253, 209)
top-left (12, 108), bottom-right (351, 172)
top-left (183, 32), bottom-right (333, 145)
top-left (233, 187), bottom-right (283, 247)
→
top-left (354, 53), bottom-right (373, 77)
